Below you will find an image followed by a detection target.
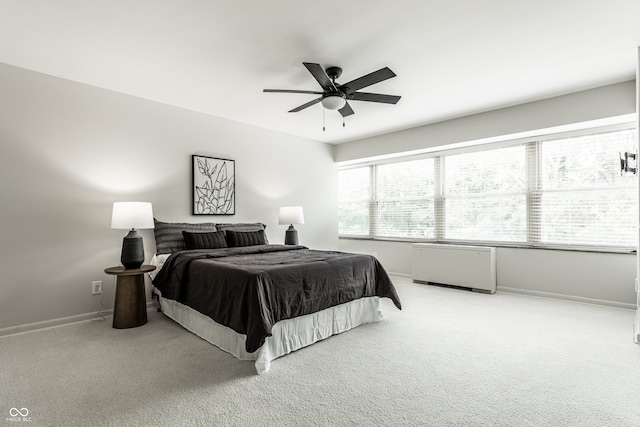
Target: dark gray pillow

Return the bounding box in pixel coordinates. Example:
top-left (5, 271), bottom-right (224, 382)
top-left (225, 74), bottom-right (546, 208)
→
top-left (153, 219), bottom-right (217, 254)
top-left (182, 231), bottom-right (228, 250)
top-left (226, 230), bottom-right (267, 247)
top-left (216, 223), bottom-right (268, 243)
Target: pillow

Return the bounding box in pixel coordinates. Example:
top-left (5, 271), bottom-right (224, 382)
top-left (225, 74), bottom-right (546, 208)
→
top-left (153, 218), bottom-right (217, 254)
top-left (226, 230), bottom-right (267, 247)
top-left (149, 253), bottom-right (170, 280)
top-left (182, 231), bottom-right (228, 250)
top-left (216, 222), bottom-right (269, 243)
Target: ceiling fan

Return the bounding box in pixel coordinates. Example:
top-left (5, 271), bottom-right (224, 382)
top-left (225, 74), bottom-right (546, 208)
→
top-left (263, 62), bottom-right (401, 117)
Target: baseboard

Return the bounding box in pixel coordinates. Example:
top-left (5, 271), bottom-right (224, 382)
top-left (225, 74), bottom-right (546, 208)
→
top-left (499, 286), bottom-right (636, 310)
top-left (389, 272), bottom-right (412, 279)
top-left (634, 310), bottom-right (640, 344)
top-left (0, 301), bottom-right (158, 338)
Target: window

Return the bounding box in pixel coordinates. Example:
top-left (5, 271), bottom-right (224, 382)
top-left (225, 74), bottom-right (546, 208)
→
top-left (338, 167), bottom-right (370, 236)
top-left (443, 146), bottom-right (527, 243)
top-left (376, 159), bottom-right (435, 238)
top-left (338, 126), bottom-right (638, 251)
top-left (535, 130), bottom-right (638, 247)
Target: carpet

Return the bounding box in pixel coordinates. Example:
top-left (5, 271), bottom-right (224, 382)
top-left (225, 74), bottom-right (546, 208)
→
top-left (1, 277), bottom-right (639, 426)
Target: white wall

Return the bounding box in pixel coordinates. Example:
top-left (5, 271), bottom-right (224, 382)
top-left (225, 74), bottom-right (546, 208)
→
top-left (335, 80), bottom-right (635, 163)
top-left (336, 81), bottom-right (638, 308)
top-left (635, 47), bottom-right (640, 342)
top-left (339, 239), bottom-right (636, 308)
top-left (0, 63), bottom-right (338, 331)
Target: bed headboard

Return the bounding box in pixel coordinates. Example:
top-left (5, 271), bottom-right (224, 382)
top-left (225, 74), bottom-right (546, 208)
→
top-left (153, 219), bottom-right (267, 254)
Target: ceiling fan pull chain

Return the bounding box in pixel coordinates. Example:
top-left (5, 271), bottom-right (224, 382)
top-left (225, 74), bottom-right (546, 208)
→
top-left (322, 107), bottom-right (326, 131)
top-left (343, 116), bottom-right (345, 128)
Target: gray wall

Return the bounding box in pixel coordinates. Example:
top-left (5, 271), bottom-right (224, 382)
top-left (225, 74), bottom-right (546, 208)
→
top-left (335, 80), bottom-right (635, 163)
top-left (336, 81), bottom-right (638, 308)
top-left (0, 63), bottom-right (338, 332)
top-left (339, 240), bottom-right (636, 308)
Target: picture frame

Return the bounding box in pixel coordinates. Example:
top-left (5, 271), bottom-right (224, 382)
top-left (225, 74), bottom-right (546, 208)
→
top-left (192, 155), bottom-right (235, 215)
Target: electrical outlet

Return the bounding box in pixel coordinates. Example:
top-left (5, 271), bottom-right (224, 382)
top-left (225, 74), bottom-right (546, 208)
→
top-left (92, 281), bottom-right (103, 295)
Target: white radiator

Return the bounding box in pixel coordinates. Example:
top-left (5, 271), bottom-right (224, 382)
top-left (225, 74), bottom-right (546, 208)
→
top-left (412, 244), bottom-right (496, 293)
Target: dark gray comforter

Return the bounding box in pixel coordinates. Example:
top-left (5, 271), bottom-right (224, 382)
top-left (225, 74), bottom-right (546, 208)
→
top-left (152, 245), bottom-right (401, 353)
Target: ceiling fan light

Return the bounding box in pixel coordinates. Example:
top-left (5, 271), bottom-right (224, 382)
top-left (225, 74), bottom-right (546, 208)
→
top-left (321, 94), bottom-right (346, 110)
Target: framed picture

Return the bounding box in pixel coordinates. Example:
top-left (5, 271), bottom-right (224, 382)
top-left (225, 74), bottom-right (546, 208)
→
top-left (192, 155), bottom-right (235, 215)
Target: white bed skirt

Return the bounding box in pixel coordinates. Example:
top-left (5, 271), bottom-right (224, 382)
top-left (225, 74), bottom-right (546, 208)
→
top-left (157, 292), bottom-right (383, 374)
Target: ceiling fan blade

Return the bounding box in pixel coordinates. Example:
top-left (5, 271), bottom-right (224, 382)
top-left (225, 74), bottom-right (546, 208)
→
top-left (288, 97), bottom-right (322, 113)
top-left (263, 89), bottom-right (324, 95)
top-left (339, 102), bottom-right (354, 117)
top-left (348, 92), bottom-right (401, 104)
top-left (339, 67), bottom-right (396, 94)
top-left (303, 62), bottom-right (337, 92)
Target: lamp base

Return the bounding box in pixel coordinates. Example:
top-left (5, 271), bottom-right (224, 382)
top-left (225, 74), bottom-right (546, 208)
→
top-left (284, 225), bottom-right (299, 245)
top-left (121, 229), bottom-right (144, 269)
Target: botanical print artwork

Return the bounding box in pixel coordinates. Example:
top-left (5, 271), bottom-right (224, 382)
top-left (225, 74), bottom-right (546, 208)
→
top-left (192, 155), bottom-right (235, 215)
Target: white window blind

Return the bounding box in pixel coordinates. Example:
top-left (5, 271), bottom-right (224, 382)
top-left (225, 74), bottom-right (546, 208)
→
top-left (338, 126), bottom-right (637, 251)
top-left (533, 129), bottom-right (638, 249)
top-left (338, 166), bottom-right (370, 236)
top-left (375, 159), bottom-right (435, 238)
top-left (442, 145), bottom-right (527, 243)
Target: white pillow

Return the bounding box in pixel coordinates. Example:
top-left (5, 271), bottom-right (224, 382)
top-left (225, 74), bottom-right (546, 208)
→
top-left (149, 253), bottom-right (170, 280)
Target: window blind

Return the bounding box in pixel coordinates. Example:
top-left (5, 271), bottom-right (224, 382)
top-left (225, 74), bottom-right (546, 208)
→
top-left (440, 145), bottom-right (527, 243)
top-left (338, 126), bottom-right (638, 251)
top-left (531, 129), bottom-right (638, 249)
top-left (375, 159), bottom-right (435, 238)
top-left (338, 166), bottom-right (370, 236)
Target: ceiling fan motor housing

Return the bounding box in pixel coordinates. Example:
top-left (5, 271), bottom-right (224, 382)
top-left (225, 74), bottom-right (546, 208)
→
top-left (322, 67), bottom-right (346, 110)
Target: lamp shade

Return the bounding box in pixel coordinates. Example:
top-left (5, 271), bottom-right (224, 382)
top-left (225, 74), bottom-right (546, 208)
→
top-left (111, 202), bottom-right (153, 269)
top-left (111, 202), bottom-right (154, 230)
top-left (279, 206), bottom-right (304, 225)
top-left (321, 94), bottom-right (346, 111)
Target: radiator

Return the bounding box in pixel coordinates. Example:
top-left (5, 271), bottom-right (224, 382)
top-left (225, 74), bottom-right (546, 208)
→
top-left (412, 244), bottom-right (496, 293)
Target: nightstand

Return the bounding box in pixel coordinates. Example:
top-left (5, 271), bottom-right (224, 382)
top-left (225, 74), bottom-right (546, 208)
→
top-left (104, 265), bottom-right (156, 329)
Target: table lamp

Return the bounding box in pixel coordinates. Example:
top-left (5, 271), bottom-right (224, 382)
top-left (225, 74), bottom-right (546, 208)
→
top-left (279, 206), bottom-right (304, 245)
top-left (111, 202), bottom-right (154, 269)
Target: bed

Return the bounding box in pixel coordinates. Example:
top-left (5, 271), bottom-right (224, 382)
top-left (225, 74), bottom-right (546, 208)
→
top-left (150, 220), bottom-right (402, 374)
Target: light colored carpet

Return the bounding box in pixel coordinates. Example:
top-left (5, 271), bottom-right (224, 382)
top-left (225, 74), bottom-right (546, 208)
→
top-left (1, 277), bottom-right (639, 426)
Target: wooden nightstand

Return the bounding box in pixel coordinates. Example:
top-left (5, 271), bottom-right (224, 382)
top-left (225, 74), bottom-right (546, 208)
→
top-left (104, 265), bottom-right (156, 329)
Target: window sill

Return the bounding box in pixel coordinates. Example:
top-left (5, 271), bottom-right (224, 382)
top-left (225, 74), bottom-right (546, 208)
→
top-left (338, 236), bottom-right (636, 255)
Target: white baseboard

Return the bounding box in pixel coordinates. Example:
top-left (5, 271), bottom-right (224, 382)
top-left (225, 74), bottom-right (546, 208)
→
top-left (389, 272), bottom-right (412, 279)
top-left (498, 286), bottom-right (636, 310)
top-left (634, 310), bottom-right (640, 344)
top-left (0, 302), bottom-right (158, 338)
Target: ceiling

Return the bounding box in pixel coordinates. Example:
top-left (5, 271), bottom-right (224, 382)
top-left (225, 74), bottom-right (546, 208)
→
top-left (1, 0), bottom-right (639, 145)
